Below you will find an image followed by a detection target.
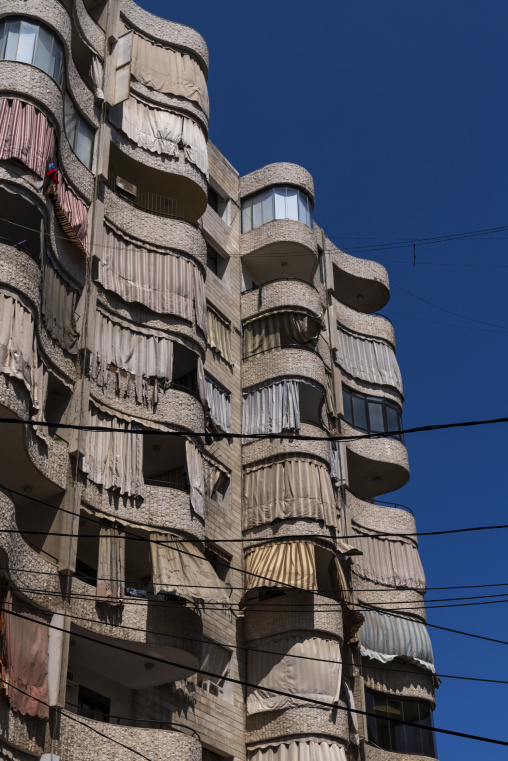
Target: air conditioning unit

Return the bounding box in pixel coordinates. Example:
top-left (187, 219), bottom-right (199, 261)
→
top-left (115, 176), bottom-right (137, 197)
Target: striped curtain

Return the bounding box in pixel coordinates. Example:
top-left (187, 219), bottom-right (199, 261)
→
top-left (246, 634), bottom-right (342, 715)
top-left (243, 311), bottom-right (321, 359)
top-left (351, 530), bottom-right (426, 590)
top-left (335, 325), bottom-right (403, 394)
top-left (98, 226), bottom-right (207, 336)
top-left (360, 609), bottom-right (435, 672)
top-left (205, 376), bottom-right (231, 432)
top-left (243, 380), bottom-right (300, 437)
top-left (244, 541), bottom-right (317, 591)
top-left (244, 458), bottom-right (336, 529)
top-left (89, 309), bottom-right (173, 404)
top-left (325, 372), bottom-right (337, 418)
top-left (41, 257), bottom-right (80, 354)
top-left (200, 641), bottom-right (231, 685)
top-left (248, 742), bottom-right (347, 761)
top-left (55, 177), bottom-right (89, 250)
top-left (79, 404), bottom-right (145, 498)
top-left (207, 308), bottom-right (232, 365)
top-left (0, 98), bottom-right (56, 178)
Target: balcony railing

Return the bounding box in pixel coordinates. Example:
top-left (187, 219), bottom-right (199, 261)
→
top-left (107, 173), bottom-right (199, 225)
top-left (365, 498), bottom-right (414, 516)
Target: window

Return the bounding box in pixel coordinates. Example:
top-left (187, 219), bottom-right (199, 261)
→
top-left (77, 686), bottom-right (111, 723)
top-left (206, 242), bottom-right (228, 279)
top-left (342, 386), bottom-right (403, 441)
top-left (208, 184), bottom-right (230, 222)
top-left (241, 186), bottom-right (312, 233)
top-left (0, 18), bottom-right (64, 86)
top-left (365, 690), bottom-right (436, 757)
top-left (64, 93), bottom-right (95, 169)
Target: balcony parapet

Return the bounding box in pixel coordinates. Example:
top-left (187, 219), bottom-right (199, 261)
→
top-left (346, 491), bottom-right (417, 537)
top-left (334, 297), bottom-right (395, 348)
top-left (242, 423), bottom-right (331, 468)
top-left (74, 0), bottom-right (105, 55)
top-left (243, 348), bottom-right (327, 392)
top-left (327, 236), bottom-right (390, 314)
top-left (240, 162), bottom-right (314, 204)
top-left (243, 518), bottom-right (336, 546)
top-left (354, 575), bottom-right (426, 624)
top-left (363, 745), bottom-right (438, 761)
top-left (246, 706), bottom-right (349, 746)
top-left (342, 421), bottom-right (409, 498)
top-left (240, 218), bottom-right (318, 258)
top-left (362, 659), bottom-right (436, 707)
top-left (241, 279), bottom-right (322, 322)
top-left (244, 591), bottom-right (343, 642)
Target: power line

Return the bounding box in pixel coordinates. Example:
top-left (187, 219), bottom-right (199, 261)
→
top-left (384, 309), bottom-right (508, 336)
top-left (2, 604), bottom-right (508, 748)
top-left (336, 224), bottom-right (508, 253)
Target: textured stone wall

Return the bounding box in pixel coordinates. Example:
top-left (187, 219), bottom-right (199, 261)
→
top-left (241, 279), bottom-right (322, 321)
top-left (239, 163), bottom-right (315, 203)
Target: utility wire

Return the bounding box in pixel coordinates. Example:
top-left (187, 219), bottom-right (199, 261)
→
top-left (337, 224), bottom-right (508, 253)
top-left (2, 604), bottom-right (508, 748)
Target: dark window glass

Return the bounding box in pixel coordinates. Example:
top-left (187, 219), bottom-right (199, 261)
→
top-left (342, 386), bottom-right (403, 441)
top-left (365, 690), bottom-right (436, 756)
top-left (208, 185), bottom-right (219, 212)
top-left (78, 686), bottom-right (111, 723)
top-left (351, 393), bottom-right (368, 431)
top-left (386, 403), bottom-right (401, 436)
top-left (367, 399), bottom-right (384, 432)
top-left (342, 387), bottom-right (353, 424)
top-left (206, 243), bottom-right (218, 274)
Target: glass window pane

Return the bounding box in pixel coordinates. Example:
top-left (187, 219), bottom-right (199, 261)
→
top-left (386, 404), bottom-right (400, 437)
top-left (342, 388), bottom-right (353, 424)
top-left (76, 119), bottom-right (94, 168)
top-left (252, 193), bottom-right (263, 229)
top-left (351, 394), bottom-right (367, 431)
top-left (368, 400), bottom-right (385, 432)
top-left (51, 41), bottom-right (63, 84)
top-left (241, 198), bottom-right (252, 233)
top-left (64, 94), bottom-right (77, 149)
top-left (305, 194), bottom-right (313, 226)
top-left (261, 188), bottom-right (274, 225)
top-left (273, 187), bottom-right (286, 219)
top-left (34, 25), bottom-right (53, 74)
top-left (298, 191), bottom-right (307, 224)
top-left (16, 21), bottom-right (38, 64)
top-left (2, 19), bottom-right (20, 60)
top-left (285, 188), bottom-right (298, 220)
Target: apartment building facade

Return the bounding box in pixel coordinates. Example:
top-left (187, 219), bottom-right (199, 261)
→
top-left (0, 2), bottom-right (438, 761)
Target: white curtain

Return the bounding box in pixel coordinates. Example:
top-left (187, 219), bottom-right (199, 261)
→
top-left (200, 641), bottom-right (231, 685)
top-left (79, 404), bottom-right (145, 498)
top-left (335, 325), bottom-right (403, 394)
top-left (0, 289), bottom-right (35, 394)
top-left (185, 439), bottom-right (205, 518)
top-left (90, 56), bottom-right (104, 100)
top-left (89, 309), bottom-right (173, 405)
top-left (248, 742), bottom-right (347, 761)
top-left (243, 380), bottom-right (300, 437)
top-left (41, 256), bottom-right (81, 354)
top-left (109, 96), bottom-right (209, 178)
top-left (247, 634), bottom-right (342, 715)
top-left (205, 377), bottom-right (231, 432)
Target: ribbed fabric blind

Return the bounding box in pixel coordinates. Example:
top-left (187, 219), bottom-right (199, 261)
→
top-left (96, 524), bottom-right (125, 606)
top-left (243, 311), bottom-right (321, 359)
top-left (131, 34), bottom-right (209, 116)
top-left (243, 459), bottom-right (336, 530)
top-left (98, 225), bottom-right (207, 336)
top-left (89, 309), bottom-right (173, 405)
top-left (244, 541), bottom-right (317, 591)
top-left (150, 533), bottom-right (231, 608)
top-left (207, 308), bottom-right (232, 365)
top-left (360, 609), bottom-right (435, 672)
top-left (79, 403), bottom-right (145, 498)
top-left (243, 380), bottom-right (300, 437)
top-left (0, 97), bottom-right (55, 178)
top-left (351, 529), bottom-right (426, 591)
top-left (41, 256), bottom-right (80, 354)
top-left (246, 634), bottom-right (342, 715)
top-left (205, 376), bottom-right (231, 432)
top-left (335, 325), bottom-right (403, 394)
top-left (248, 741), bottom-right (347, 761)
top-left (109, 96), bottom-right (208, 177)
top-left (54, 178), bottom-right (89, 250)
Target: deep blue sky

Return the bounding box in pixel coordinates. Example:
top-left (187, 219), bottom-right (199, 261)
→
top-left (141, 1), bottom-right (508, 756)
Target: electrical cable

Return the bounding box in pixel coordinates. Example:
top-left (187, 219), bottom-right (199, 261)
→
top-left (336, 224), bottom-right (508, 253)
top-left (2, 604), bottom-right (508, 748)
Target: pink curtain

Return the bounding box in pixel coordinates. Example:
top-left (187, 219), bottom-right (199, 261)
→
top-left (56, 175), bottom-right (89, 249)
top-left (0, 98), bottom-right (56, 177)
top-left (3, 590), bottom-right (50, 719)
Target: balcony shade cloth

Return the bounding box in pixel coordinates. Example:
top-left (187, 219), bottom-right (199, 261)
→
top-left (0, 288), bottom-right (35, 396)
top-left (325, 372), bottom-right (338, 418)
top-left (351, 528), bottom-right (426, 591)
top-left (207, 308), bottom-right (232, 365)
top-left (97, 524), bottom-right (125, 605)
top-left (205, 376), bottom-right (232, 433)
top-left (203, 457), bottom-right (229, 498)
top-left (185, 439), bottom-right (205, 518)
top-left (246, 634), bottom-right (342, 715)
top-left (53, 175), bottom-right (89, 250)
top-left (89, 309), bottom-right (173, 406)
top-left (90, 55), bottom-right (104, 100)
top-left (244, 540), bottom-right (318, 591)
top-left (342, 676), bottom-right (359, 745)
top-left (360, 609), bottom-right (435, 673)
top-left (243, 380), bottom-right (300, 437)
top-left (150, 533), bottom-right (231, 609)
top-left (98, 225), bottom-right (207, 336)
top-left (79, 403), bottom-right (145, 498)
top-left (248, 742), bottom-right (347, 761)
top-left (3, 590), bottom-right (50, 719)
top-left (41, 256), bottom-right (81, 354)
top-left (200, 641), bottom-right (231, 685)
top-left (330, 442), bottom-right (348, 487)
top-left (243, 311), bottom-right (322, 359)
top-left (335, 325), bottom-right (403, 395)
top-left (109, 96), bottom-right (208, 177)
top-left (131, 34), bottom-right (209, 117)
top-left (243, 458), bottom-right (336, 530)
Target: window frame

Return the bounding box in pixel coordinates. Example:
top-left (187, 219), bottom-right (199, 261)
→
top-left (365, 689), bottom-right (436, 757)
top-left (64, 92), bottom-right (95, 169)
top-left (342, 385), bottom-right (403, 441)
top-left (0, 17), bottom-right (64, 88)
top-left (241, 185), bottom-right (313, 232)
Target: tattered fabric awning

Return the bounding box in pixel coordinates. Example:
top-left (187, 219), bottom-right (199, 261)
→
top-left (248, 741), bottom-right (347, 761)
top-left (243, 379), bottom-right (300, 437)
top-left (243, 310), bottom-right (322, 359)
top-left (360, 608), bottom-right (435, 673)
top-left (335, 324), bottom-right (403, 394)
top-left (351, 525), bottom-right (426, 591)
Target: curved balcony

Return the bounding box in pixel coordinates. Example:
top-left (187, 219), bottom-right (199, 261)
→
top-left (243, 348), bottom-right (327, 392)
top-left (243, 423), bottom-right (331, 468)
top-left (342, 421), bottom-right (409, 498)
top-left (335, 298), bottom-right (395, 347)
top-left (244, 591), bottom-right (343, 642)
top-left (120, 0), bottom-right (209, 74)
top-left (241, 219), bottom-right (318, 286)
top-left (243, 518), bottom-right (335, 545)
top-left (0, 691), bottom-right (46, 756)
top-left (74, 0), bottom-right (105, 55)
top-left (104, 186), bottom-right (207, 268)
top-left (241, 279), bottom-right (322, 322)
top-left (362, 659), bottom-right (436, 706)
top-left (328, 239), bottom-right (390, 314)
top-left (364, 743), bottom-right (437, 761)
top-left (0, 62), bottom-right (95, 202)
top-left (246, 705), bottom-right (349, 746)
top-left (240, 162), bottom-right (315, 205)
top-left (346, 491), bottom-right (417, 537)
top-left (58, 712), bottom-right (202, 761)
top-left (353, 574), bottom-right (426, 623)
